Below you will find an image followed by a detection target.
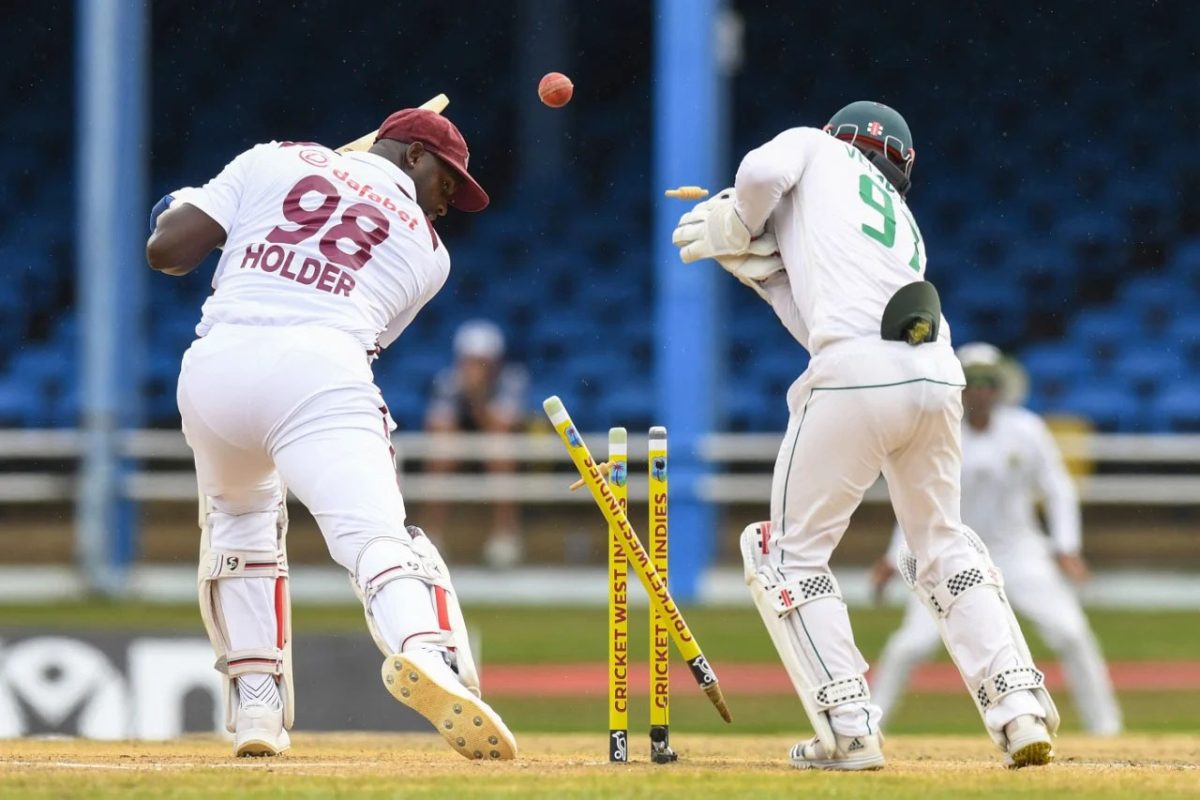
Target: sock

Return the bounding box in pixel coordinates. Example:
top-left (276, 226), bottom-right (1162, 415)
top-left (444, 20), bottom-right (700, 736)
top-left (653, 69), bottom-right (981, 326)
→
top-left (238, 673), bottom-right (282, 710)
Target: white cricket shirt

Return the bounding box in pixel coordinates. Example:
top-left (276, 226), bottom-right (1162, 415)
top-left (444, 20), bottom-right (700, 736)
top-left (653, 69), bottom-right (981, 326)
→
top-left (735, 127), bottom-right (942, 355)
top-left (172, 142), bottom-right (450, 351)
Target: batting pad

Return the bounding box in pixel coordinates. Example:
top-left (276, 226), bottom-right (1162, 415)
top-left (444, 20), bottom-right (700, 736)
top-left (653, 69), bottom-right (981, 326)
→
top-left (897, 529), bottom-right (1060, 750)
top-left (196, 492), bottom-right (295, 732)
top-left (740, 522), bottom-right (870, 755)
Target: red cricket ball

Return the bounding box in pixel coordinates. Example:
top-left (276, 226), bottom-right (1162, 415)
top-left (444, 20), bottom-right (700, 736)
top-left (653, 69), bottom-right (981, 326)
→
top-left (538, 72), bottom-right (574, 108)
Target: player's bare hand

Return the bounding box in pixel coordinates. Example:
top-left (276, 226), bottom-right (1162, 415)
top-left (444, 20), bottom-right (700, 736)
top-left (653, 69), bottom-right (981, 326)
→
top-left (869, 557), bottom-right (897, 606)
top-left (1056, 552), bottom-right (1091, 585)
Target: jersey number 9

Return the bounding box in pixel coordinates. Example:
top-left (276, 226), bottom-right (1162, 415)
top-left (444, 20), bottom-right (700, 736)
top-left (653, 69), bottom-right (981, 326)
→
top-left (857, 173), bottom-right (922, 272)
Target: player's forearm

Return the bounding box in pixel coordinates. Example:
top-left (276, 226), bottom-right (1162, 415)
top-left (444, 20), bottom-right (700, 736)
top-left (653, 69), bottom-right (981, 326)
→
top-left (1047, 501), bottom-right (1082, 554)
top-left (145, 202), bottom-right (226, 276)
top-left (1041, 469), bottom-right (1082, 553)
top-left (145, 232), bottom-right (197, 275)
top-left (734, 151), bottom-right (784, 235)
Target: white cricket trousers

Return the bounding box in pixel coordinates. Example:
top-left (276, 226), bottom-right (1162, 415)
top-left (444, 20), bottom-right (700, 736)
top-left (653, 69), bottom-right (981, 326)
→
top-left (178, 323), bottom-right (436, 668)
top-left (768, 337), bottom-right (1046, 737)
top-left (872, 541), bottom-right (1123, 734)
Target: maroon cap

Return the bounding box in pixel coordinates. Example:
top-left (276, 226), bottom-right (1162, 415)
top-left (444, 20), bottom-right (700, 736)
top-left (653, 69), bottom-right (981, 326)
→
top-left (375, 109), bottom-right (489, 212)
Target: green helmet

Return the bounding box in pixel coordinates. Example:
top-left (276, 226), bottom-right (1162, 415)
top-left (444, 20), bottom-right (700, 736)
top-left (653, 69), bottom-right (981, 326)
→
top-left (824, 101), bottom-right (916, 186)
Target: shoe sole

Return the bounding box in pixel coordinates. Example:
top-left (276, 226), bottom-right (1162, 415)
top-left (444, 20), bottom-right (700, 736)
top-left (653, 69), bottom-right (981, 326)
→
top-left (790, 747), bottom-right (885, 772)
top-left (791, 757), bottom-right (885, 771)
top-left (236, 737), bottom-right (288, 757)
top-left (1008, 740), bottom-right (1053, 768)
top-left (383, 655), bottom-right (517, 761)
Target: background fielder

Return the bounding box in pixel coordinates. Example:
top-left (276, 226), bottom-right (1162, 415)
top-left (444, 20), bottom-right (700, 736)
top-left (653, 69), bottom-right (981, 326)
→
top-left (145, 108), bottom-right (516, 760)
top-left (871, 343), bottom-right (1122, 735)
top-left (673, 100), bottom-right (1059, 770)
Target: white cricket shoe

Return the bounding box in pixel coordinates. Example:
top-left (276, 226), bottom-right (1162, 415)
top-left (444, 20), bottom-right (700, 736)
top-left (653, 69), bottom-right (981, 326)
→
top-left (789, 731), bottom-right (885, 771)
top-left (234, 702), bottom-right (290, 757)
top-left (383, 649), bottom-right (518, 761)
top-left (1003, 714), bottom-right (1054, 768)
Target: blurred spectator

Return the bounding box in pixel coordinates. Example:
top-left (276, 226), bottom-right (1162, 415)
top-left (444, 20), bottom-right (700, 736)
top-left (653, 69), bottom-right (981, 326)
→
top-left (424, 320), bottom-right (529, 567)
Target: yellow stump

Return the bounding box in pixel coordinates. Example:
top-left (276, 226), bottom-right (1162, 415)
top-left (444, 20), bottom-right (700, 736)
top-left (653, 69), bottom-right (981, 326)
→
top-left (607, 428), bottom-right (630, 762)
top-left (543, 396), bottom-right (730, 723)
top-left (647, 426), bottom-right (678, 762)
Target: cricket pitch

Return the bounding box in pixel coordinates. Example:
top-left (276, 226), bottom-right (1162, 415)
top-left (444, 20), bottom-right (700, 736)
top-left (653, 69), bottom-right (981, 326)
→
top-left (2, 733), bottom-right (1196, 798)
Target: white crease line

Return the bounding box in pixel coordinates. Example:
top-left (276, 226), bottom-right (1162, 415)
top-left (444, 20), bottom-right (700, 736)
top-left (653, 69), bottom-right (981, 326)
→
top-left (2, 760), bottom-right (364, 771)
top-left (1063, 760), bottom-right (1200, 771)
top-left (2, 758), bottom-right (1196, 773)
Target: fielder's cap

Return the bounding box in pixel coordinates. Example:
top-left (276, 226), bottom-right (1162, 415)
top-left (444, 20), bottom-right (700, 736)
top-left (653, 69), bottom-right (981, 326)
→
top-left (957, 342), bottom-right (1004, 385)
top-left (957, 342), bottom-right (1003, 370)
top-left (454, 319), bottom-right (505, 359)
top-left (375, 109), bottom-right (489, 212)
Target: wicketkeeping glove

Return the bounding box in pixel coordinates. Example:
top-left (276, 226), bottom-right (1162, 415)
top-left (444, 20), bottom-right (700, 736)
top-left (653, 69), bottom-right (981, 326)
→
top-left (671, 188), bottom-right (753, 263)
top-left (717, 239), bottom-right (783, 302)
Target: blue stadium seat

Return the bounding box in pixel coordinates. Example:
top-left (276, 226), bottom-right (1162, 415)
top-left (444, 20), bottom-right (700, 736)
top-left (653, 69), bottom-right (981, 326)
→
top-left (1166, 315), bottom-right (1200, 364)
top-left (1168, 237), bottom-right (1200, 291)
top-left (379, 348), bottom-right (452, 391)
top-left (1149, 380), bottom-right (1200, 432)
top-left (946, 281), bottom-right (1025, 343)
top-left (1054, 385), bottom-right (1143, 432)
top-left (525, 314), bottom-right (604, 366)
top-left (963, 214), bottom-right (1023, 269)
top-left (1170, 237), bottom-right (1200, 270)
top-left (559, 344), bottom-right (636, 392)
top-left (1110, 345), bottom-right (1186, 397)
top-left (380, 384), bottom-right (425, 429)
top-left (0, 377), bottom-right (38, 426)
top-left (8, 344), bottom-right (70, 395)
top-left (1118, 275), bottom-right (1184, 331)
top-left (1067, 307), bottom-right (1128, 362)
top-left (750, 349), bottom-right (809, 384)
top-left (723, 388), bottom-right (778, 433)
top-left (4, 3), bottom-right (1195, 434)
top-left (1057, 209), bottom-right (1127, 254)
top-left (47, 385), bottom-right (79, 428)
top-left (1021, 343), bottom-right (1091, 408)
top-left (600, 383), bottom-right (653, 430)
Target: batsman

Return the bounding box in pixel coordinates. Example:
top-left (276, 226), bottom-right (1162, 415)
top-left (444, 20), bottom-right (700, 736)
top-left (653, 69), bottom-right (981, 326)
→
top-left (145, 104), bottom-right (516, 761)
top-left (672, 101), bottom-right (1059, 770)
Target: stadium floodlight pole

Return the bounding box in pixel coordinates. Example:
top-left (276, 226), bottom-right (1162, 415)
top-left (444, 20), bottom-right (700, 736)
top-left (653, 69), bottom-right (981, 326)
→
top-left (76, 0), bottom-right (147, 594)
top-left (653, 0), bottom-right (723, 602)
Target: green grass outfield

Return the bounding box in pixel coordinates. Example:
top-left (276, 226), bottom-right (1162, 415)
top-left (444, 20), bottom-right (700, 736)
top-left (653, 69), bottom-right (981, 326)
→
top-left (0, 603), bottom-right (1193, 662)
top-left (1, 603), bottom-right (1195, 735)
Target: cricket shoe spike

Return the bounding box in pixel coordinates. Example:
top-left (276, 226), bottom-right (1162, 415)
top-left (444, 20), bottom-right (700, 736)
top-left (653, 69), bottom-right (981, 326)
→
top-left (383, 649), bottom-right (518, 761)
top-left (234, 702), bottom-right (291, 757)
top-left (789, 730), bottom-right (884, 771)
top-left (1003, 715), bottom-right (1054, 768)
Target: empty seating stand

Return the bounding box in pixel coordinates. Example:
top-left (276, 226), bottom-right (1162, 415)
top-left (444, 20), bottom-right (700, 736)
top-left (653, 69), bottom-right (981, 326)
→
top-left (2, 2), bottom-right (1197, 433)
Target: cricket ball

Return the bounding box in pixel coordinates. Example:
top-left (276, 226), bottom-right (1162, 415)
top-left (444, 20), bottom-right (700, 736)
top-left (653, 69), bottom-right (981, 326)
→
top-left (538, 72), bottom-right (573, 108)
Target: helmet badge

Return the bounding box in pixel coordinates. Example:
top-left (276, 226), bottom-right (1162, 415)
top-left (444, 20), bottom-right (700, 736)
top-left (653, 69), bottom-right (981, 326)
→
top-left (867, 121), bottom-right (884, 136)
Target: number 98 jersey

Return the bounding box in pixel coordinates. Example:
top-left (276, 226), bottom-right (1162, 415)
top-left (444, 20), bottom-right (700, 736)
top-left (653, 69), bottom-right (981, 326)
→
top-left (172, 141), bottom-right (450, 353)
top-left (734, 127), bottom-right (939, 356)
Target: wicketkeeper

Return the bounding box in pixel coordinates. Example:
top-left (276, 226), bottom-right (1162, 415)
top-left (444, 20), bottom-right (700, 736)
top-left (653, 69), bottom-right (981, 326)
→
top-left (672, 101), bottom-right (1059, 770)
